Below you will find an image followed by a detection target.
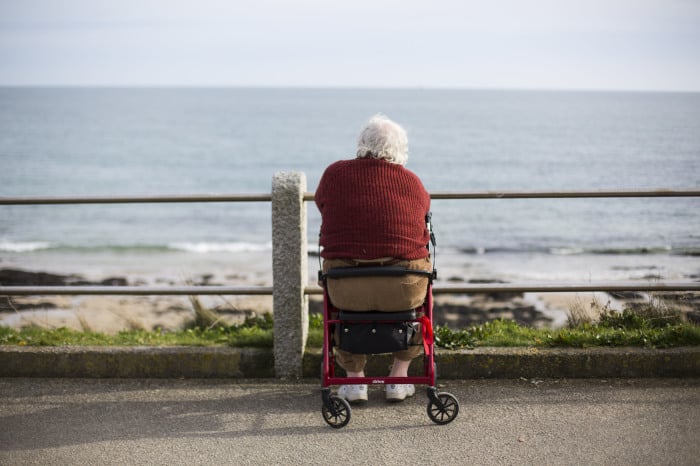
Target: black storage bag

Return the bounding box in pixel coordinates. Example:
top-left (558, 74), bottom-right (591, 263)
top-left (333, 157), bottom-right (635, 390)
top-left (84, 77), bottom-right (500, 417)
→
top-left (338, 321), bottom-right (415, 354)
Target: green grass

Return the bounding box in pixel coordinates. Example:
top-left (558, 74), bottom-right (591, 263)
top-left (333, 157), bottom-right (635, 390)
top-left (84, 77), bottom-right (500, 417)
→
top-left (434, 317), bottom-right (700, 349)
top-left (1, 310), bottom-right (698, 349)
top-left (0, 314), bottom-right (274, 348)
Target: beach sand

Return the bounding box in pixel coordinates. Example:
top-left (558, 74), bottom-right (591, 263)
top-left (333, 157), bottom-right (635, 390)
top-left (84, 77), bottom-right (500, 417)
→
top-left (0, 264), bottom-right (557, 333)
top-left (1, 294), bottom-right (272, 334)
top-left (3, 265), bottom-right (697, 334)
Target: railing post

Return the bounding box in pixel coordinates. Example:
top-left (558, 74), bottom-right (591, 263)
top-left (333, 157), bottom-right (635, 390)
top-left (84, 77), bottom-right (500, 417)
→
top-left (271, 171), bottom-right (308, 378)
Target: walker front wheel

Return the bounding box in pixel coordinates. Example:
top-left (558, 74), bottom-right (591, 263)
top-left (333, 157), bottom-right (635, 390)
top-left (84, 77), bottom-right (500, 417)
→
top-left (427, 392), bottom-right (459, 425)
top-left (322, 395), bottom-right (351, 428)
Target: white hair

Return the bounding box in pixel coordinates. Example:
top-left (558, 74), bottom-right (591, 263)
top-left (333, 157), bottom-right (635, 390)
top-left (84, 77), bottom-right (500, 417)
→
top-left (356, 114), bottom-right (408, 165)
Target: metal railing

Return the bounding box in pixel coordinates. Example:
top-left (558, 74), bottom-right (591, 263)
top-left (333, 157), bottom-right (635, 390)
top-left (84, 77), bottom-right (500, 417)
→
top-left (2, 282), bottom-right (698, 297)
top-left (3, 188), bottom-right (699, 205)
top-left (0, 193), bottom-right (273, 204)
top-left (1, 187), bottom-right (698, 298)
top-left (2, 180), bottom-right (699, 377)
top-left (0, 285), bottom-right (274, 296)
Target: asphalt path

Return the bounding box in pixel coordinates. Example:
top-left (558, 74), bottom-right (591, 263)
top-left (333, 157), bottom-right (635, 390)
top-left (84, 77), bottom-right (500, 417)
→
top-left (1, 378), bottom-right (698, 465)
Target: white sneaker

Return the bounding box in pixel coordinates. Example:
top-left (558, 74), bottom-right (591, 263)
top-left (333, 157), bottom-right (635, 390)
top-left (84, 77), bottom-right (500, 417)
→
top-left (386, 384), bottom-right (415, 402)
top-left (337, 384), bottom-right (368, 403)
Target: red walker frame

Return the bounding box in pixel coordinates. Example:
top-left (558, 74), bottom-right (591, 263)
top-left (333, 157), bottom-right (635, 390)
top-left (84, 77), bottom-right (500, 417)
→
top-left (319, 266), bottom-right (459, 428)
top-left (322, 278), bottom-right (436, 388)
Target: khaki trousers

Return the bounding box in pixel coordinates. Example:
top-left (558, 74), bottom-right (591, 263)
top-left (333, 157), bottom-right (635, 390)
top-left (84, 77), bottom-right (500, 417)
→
top-left (323, 257), bottom-right (432, 373)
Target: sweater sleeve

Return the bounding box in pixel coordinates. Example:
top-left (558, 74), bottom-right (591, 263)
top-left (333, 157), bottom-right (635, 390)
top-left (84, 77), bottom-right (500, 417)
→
top-left (314, 161), bottom-right (339, 213)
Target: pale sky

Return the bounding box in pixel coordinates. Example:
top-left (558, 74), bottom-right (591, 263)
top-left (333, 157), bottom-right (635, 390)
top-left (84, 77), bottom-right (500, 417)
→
top-left (1, 0), bottom-right (699, 91)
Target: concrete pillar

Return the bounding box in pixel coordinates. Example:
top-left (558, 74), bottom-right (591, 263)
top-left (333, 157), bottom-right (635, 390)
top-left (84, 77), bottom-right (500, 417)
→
top-left (271, 172), bottom-right (308, 378)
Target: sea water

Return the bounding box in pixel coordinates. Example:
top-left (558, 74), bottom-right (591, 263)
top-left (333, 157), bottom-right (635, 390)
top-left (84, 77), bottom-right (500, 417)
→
top-left (1, 87), bottom-right (699, 285)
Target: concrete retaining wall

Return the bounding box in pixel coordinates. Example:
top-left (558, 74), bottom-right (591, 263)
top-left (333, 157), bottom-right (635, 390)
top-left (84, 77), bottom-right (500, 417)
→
top-left (2, 346), bottom-right (698, 379)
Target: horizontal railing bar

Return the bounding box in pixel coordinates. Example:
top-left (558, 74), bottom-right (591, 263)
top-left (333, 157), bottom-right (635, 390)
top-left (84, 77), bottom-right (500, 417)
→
top-left (431, 282), bottom-right (700, 294)
top-left (304, 188), bottom-right (700, 201)
top-left (0, 193), bottom-right (272, 205)
top-left (428, 189), bottom-right (700, 200)
top-left (0, 286), bottom-right (274, 296)
top-left (2, 283), bottom-right (698, 297)
top-left (2, 189), bottom-right (698, 205)
top-left (304, 281), bottom-right (700, 295)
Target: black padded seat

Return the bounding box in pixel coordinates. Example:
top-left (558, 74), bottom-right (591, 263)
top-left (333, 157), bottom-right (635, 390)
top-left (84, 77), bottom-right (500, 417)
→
top-left (338, 310), bottom-right (417, 321)
top-left (324, 266), bottom-right (433, 279)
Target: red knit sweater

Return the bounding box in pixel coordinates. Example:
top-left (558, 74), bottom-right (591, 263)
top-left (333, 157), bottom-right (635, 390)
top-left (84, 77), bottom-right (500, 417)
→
top-left (315, 157), bottom-right (431, 260)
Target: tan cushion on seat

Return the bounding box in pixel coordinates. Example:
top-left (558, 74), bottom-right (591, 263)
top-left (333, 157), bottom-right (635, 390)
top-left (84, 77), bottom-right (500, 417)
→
top-left (323, 257), bottom-right (431, 311)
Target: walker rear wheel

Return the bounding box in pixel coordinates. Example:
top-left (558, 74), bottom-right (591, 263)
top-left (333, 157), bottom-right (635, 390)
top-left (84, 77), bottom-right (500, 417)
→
top-left (322, 395), bottom-right (351, 428)
top-left (427, 392), bottom-right (459, 425)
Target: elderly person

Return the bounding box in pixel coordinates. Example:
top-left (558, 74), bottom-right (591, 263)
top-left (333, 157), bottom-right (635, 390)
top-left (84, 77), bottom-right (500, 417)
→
top-left (315, 114), bottom-right (432, 403)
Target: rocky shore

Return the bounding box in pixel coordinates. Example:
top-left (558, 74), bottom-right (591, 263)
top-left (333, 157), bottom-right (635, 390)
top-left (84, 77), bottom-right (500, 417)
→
top-left (2, 268), bottom-right (699, 334)
top-left (0, 268), bottom-right (271, 333)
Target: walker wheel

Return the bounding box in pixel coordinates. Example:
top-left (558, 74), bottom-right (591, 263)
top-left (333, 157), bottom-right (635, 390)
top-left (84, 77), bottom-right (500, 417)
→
top-left (427, 392), bottom-right (459, 425)
top-left (322, 395), bottom-right (351, 428)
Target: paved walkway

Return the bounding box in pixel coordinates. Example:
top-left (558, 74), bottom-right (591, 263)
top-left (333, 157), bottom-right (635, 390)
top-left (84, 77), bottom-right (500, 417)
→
top-left (1, 378), bottom-right (699, 465)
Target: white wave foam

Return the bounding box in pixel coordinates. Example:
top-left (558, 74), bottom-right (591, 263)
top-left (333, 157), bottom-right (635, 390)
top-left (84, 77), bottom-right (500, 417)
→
top-left (0, 241), bottom-right (53, 252)
top-left (549, 247), bottom-right (585, 256)
top-left (168, 242), bottom-right (272, 253)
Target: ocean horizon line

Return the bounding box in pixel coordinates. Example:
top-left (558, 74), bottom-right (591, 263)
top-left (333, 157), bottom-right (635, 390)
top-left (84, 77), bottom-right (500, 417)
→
top-left (1, 85), bottom-right (698, 95)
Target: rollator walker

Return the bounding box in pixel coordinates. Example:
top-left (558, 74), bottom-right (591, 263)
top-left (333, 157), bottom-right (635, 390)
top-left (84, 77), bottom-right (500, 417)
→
top-left (319, 214), bottom-right (459, 428)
